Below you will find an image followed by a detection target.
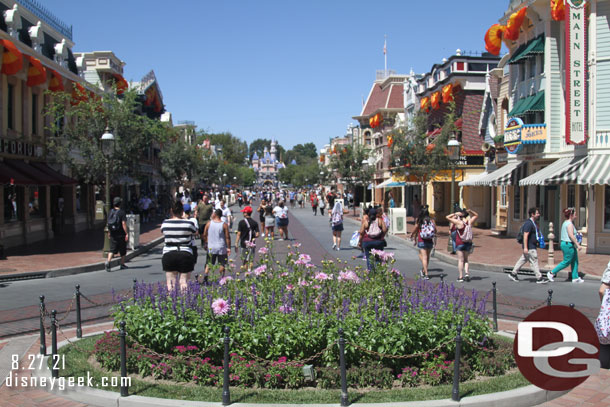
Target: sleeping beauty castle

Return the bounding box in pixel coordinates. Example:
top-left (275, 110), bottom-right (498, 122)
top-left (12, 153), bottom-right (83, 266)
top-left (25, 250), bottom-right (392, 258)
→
top-left (251, 140), bottom-right (286, 186)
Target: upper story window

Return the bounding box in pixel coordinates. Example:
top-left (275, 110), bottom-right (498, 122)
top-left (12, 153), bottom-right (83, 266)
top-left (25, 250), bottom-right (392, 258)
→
top-left (18, 17), bottom-right (34, 47)
top-left (455, 61), bottom-right (465, 71)
top-left (433, 70), bottom-right (441, 82)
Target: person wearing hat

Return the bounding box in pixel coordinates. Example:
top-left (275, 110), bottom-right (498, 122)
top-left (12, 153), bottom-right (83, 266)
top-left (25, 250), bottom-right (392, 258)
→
top-left (235, 206), bottom-right (260, 271)
top-left (106, 197), bottom-right (128, 272)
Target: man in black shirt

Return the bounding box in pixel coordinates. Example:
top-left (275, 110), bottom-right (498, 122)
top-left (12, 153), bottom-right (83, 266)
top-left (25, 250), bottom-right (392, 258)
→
top-left (106, 197), bottom-right (128, 272)
top-left (508, 207), bottom-right (548, 284)
top-left (235, 206), bottom-right (259, 271)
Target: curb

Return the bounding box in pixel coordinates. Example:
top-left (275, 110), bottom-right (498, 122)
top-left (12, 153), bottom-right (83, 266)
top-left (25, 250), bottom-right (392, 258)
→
top-left (0, 236), bottom-right (164, 282)
top-left (342, 216), bottom-right (591, 282)
top-left (30, 329), bottom-right (567, 407)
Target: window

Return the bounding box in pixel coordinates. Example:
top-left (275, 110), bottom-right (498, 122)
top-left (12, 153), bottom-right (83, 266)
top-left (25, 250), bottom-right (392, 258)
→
top-left (500, 185), bottom-right (507, 206)
top-left (605, 186), bottom-right (610, 230)
top-left (578, 185), bottom-right (587, 228)
top-left (519, 63), bottom-right (526, 81)
top-left (529, 57), bottom-right (536, 78)
top-left (7, 83), bottom-right (14, 130)
top-left (455, 62), bottom-right (465, 71)
top-left (32, 93), bottom-right (38, 136)
top-left (4, 186), bottom-right (19, 222)
top-left (514, 186), bottom-right (521, 220)
top-left (28, 187), bottom-right (42, 218)
top-left (567, 185), bottom-right (576, 208)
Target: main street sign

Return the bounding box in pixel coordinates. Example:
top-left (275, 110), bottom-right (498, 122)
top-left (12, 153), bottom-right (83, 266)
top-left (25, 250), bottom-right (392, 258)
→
top-left (565, 0), bottom-right (587, 145)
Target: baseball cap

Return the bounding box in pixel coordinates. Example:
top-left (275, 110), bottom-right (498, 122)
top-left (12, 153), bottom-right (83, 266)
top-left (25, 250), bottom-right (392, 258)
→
top-left (113, 197), bottom-right (122, 206)
top-left (241, 206), bottom-right (253, 213)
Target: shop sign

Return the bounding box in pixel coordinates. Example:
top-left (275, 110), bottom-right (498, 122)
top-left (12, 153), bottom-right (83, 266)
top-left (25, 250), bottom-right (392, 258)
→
top-left (496, 151), bottom-right (508, 164)
top-left (0, 138), bottom-right (43, 158)
top-left (504, 117), bottom-right (524, 154)
top-left (432, 169), bottom-right (464, 182)
top-left (566, 0), bottom-right (587, 145)
top-left (521, 124), bottom-right (547, 144)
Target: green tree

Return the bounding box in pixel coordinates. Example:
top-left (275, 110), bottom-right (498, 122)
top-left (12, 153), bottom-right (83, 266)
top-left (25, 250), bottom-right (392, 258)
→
top-left (196, 132), bottom-right (248, 165)
top-left (45, 88), bottom-right (168, 184)
top-left (248, 138), bottom-right (285, 161)
top-left (389, 104), bottom-right (459, 196)
top-left (278, 162), bottom-right (321, 187)
top-left (159, 136), bottom-right (204, 186)
top-left (328, 143), bottom-right (374, 214)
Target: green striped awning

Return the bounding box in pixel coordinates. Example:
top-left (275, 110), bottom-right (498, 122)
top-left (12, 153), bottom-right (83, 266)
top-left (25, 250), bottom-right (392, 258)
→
top-left (509, 91), bottom-right (545, 117)
top-left (509, 97), bottom-right (528, 116)
top-left (508, 35), bottom-right (545, 64)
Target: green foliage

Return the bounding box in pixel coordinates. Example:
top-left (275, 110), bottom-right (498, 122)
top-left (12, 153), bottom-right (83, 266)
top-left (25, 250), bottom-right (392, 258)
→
top-left (44, 88), bottom-right (168, 184)
top-left (278, 162), bottom-right (321, 186)
top-left (249, 138), bottom-right (286, 161)
top-left (389, 104), bottom-right (459, 187)
top-left (160, 137), bottom-right (204, 185)
top-left (327, 143), bottom-right (374, 202)
top-left (285, 143), bottom-right (318, 165)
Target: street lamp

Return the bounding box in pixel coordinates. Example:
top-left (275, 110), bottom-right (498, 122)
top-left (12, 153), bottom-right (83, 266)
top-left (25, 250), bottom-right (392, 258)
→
top-left (101, 127), bottom-right (115, 256)
top-left (447, 134), bottom-right (461, 253)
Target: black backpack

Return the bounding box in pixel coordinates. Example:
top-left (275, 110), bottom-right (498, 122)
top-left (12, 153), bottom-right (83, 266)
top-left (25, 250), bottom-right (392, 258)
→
top-left (516, 223), bottom-right (525, 244)
top-left (107, 209), bottom-right (122, 234)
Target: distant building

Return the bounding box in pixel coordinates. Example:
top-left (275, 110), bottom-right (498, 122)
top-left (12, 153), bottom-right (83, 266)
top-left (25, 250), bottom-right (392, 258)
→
top-left (251, 140), bottom-right (285, 186)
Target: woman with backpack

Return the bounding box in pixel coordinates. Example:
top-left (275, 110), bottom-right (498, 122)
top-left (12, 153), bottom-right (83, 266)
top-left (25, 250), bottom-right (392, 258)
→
top-left (318, 195), bottom-right (326, 216)
top-left (330, 201), bottom-right (344, 251)
top-left (359, 208), bottom-right (388, 271)
top-left (446, 207), bottom-right (478, 282)
top-left (410, 206), bottom-right (435, 280)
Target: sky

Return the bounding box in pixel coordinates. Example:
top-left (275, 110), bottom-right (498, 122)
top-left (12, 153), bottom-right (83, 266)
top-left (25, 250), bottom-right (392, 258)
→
top-left (44, 0), bottom-right (510, 151)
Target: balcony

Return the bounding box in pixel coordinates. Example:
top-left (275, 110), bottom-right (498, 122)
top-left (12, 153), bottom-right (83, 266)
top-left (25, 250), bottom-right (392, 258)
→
top-left (17, 0), bottom-right (72, 40)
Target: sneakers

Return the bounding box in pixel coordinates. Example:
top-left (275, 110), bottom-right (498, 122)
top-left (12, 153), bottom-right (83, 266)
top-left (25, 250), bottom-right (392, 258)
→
top-left (572, 277), bottom-right (585, 283)
top-left (335, 246), bottom-right (341, 251)
top-left (105, 262), bottom-right (111, 272)
top-left (419, 269), bottom-right (425, 278)
top-left (457, 277), bottom-right (464, 283)
top-left (508, 273), bottom-right (519, 282)
top-left (120, 264), bottom-right (129, 270)
top-left (546, 271), bottom-right (555, 282)
top-left (423, 275), bottom-right (430, 280)
top-left (536, 278), bottom-right (549, 284)
top-left (464, 274), bottom-right (471, 282)
top-left (332, 243), bottom-right (337, 250)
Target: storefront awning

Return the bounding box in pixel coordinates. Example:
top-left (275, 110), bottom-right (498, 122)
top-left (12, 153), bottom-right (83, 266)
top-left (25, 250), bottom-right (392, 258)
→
top-left (376, 178), bottom-right (406, 189)
top-left (25, 55), bottom-right (46, 87)
top-left (465, 161), bottom-right (523, 186)
top-left (578, 155), bottom-right (610, 185)
top-left (0, 38), bottom-right (23, 75)
top-left (508, 35), bottom-right (545, 64)
top-left (509, 91), bottom-right (545, 117)
top-left (0, 161), bottom-right (35, 185)
top-left (4, 159), bottom-right (59, 185)
top-left (48, 69), bottom-right (64, 92)
top-left (508, 97), bottom-right (528, 116)
top-left (30, 162), bottom-right (78, 185)
top-left (459, 171), bottom-right (489, 187)
top-left (519, 157), bottom-right (581, 186)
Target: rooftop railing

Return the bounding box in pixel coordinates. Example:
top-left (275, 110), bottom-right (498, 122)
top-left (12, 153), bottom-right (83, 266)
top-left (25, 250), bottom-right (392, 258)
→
top-left (18, 0), bottom-right (72, 40)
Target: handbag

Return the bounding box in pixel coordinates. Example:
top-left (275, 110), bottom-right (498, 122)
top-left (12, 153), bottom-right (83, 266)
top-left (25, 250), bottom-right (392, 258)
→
top-left (350, 231), bottom-right (360, 248)
top-left (596, 288), bottom-right (610, 345)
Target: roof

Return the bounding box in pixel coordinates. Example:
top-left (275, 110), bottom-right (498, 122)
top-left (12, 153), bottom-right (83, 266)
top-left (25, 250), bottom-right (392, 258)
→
top-left (252, 152), bottom-right (259, 160)
top-left (360, 81), bottom-right (404, 117)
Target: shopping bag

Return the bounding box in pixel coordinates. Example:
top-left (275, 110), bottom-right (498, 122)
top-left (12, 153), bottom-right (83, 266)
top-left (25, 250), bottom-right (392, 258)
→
top-left (350, 231), bottom-right (360, 248)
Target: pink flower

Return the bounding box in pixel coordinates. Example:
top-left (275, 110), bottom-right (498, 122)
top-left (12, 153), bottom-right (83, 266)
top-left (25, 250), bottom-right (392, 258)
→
top-left (286, 284), bottom-right (294, 291)
top-left (253, 265), bottom-right (267, 276)
top-left (219, 276), bottom-right (233, 285)
top-left (280, 272), bottom-right (289, 277)
top-left (313, 285), bottom-right (322, 290)
top-left (338, 270), bottom-right (360, 283)
top-left (279, 305), bottom-right (294, 314)
top-left (390, 268), bottom-right (400, 276)
top-left (298, 254), bottom-right (311, 263)
top-left (211, 298), bottom-right (229, 316)
top-left (305, 263), bottom-right (315, 269)
top-left (298, 279), bottom-right (310, 287)
top-left (314, 272), bottom-right (330, 281)
top-left (245, 241), bottom-right (256, 248)
top-left (258, 247), bottom-right (269, 255)
top-left (293, 243), bottom-right (302, 248)
top-left (370, 249), bottom-right (395, 263)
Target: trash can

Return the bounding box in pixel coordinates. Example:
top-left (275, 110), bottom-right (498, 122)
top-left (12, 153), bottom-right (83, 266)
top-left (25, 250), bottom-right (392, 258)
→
top-left (126, 214), bottom-right (140, 250)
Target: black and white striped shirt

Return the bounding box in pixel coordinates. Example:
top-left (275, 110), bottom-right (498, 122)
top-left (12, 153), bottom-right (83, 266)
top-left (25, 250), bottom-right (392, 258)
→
top-left (161, 219), bottom-right (198, 255)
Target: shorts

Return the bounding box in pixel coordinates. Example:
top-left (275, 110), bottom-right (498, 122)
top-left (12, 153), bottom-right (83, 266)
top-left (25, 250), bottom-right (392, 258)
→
top-left (417, 241), bottom-right (434, 250)
top-left (162, 250), bottom-right (194, 273)
top-left (207, 253), bottom-right (228, 266)
top-left (331, 223), bottom-right (344, 232)
top-left (109, 235), bottom-right (127, 256)
top-left (456, 242), bottom-right (473, 252)
top-left (277, 218), bottom-right (289, 227)
top-left (198, 223), bottom-right (207, 235)
top-left (240, 247), bottom-right (255, 263)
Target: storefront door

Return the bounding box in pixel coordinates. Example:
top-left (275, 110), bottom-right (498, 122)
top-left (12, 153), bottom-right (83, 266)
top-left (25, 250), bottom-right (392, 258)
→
top-left (538, 186), bottom-right (560, 241)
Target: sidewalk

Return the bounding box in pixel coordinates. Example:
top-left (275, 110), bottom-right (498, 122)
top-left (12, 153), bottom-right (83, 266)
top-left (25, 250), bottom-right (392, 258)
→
top-left (344, 212), bottom-right (609, 279)
top-left (0, 221), bottom-right (163, 279)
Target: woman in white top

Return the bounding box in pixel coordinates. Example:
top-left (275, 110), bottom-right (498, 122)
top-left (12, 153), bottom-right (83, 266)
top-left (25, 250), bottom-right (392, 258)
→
top-left (161, 201), bottom-right (198, 291)
top-left (273, 201), bottom-right (289, 241)
top-left (330, 201), bottom-right (344, 251)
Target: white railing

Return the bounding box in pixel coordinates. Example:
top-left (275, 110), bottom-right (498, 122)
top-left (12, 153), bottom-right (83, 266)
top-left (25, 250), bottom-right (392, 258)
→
top-left (591, 130), bottom-right (610, 149)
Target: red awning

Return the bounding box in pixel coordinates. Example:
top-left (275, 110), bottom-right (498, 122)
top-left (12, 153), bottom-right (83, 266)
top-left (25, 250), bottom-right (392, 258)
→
top-left (25, 55), bottom-right (46, 87)
top-left (0, 161), bottom-right (35, 185)
top-left (4, 159), bottom-right (59, 185)
top-left (0, 39), bottom-right (23, 75)
top-left (30, 162), bottom-right (77, 185)
top-left (48, 69), bottom-right (64, 92)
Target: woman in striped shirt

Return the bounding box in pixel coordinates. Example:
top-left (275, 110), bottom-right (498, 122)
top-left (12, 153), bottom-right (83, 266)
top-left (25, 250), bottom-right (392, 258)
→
top-left (161, 201), bottom-right (198, 291)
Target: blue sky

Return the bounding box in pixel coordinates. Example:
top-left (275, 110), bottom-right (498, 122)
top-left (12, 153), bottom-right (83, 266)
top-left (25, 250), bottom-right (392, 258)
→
top-left (45, 0), bottom-right (508, 151)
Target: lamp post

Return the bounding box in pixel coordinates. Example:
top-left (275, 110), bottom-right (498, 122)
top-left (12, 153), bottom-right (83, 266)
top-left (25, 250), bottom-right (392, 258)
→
top-left (101, 127), bottom-right (115, 256)
top-left (447, 134), bottom-right (461, 253)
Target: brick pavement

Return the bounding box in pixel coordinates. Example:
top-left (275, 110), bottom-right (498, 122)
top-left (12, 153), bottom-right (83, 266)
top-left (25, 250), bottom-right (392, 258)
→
top-left (0, 221), bottom-right (162, 277)
top-left (345, 213), bottom-right (610, 278)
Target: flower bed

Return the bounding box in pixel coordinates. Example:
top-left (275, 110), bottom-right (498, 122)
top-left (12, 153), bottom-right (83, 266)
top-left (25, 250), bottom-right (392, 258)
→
top-left (105, 243), bottom-right (513, 389)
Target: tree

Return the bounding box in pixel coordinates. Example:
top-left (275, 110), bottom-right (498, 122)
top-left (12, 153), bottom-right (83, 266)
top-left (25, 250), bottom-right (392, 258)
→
top-left (278, 162), bottom-right (321, 187)
top-left (284, 142), bottom-right (318, 166)
top-left (327, 143), bottom-right (375, 214)
top-left (159, 136), bottom-right (204, 186)
top-left (389, 104), bottom-right (459, 201)
top-left (45, 87), bottom-right (168, 184)
top-left (248, 138), bottom-right (286, 161)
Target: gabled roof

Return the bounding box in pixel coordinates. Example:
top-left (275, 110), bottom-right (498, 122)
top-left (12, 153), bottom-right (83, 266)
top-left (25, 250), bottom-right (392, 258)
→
top-left (359, 81), bottom-right (404, 117)
top-left (252, 152), bottom-right (259, 160)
